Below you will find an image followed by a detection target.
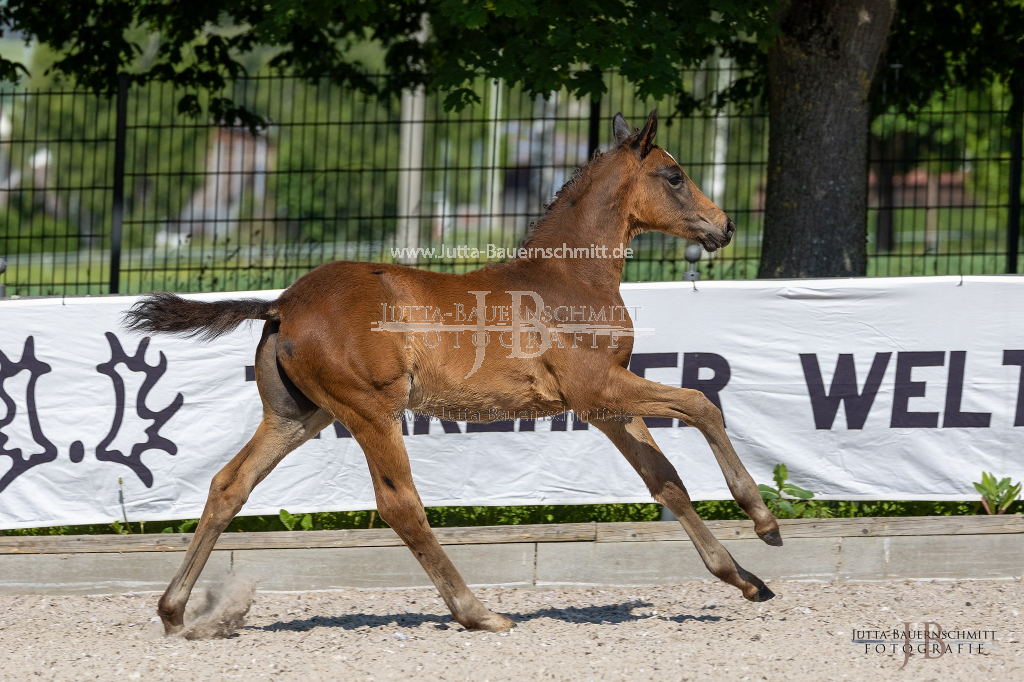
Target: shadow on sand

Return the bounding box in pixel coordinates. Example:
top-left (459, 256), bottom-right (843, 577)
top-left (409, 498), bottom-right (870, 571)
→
top-left (253, 599), bottom-right (730, 633)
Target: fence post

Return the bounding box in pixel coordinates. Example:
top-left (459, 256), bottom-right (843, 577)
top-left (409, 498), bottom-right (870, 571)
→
top-left (1009, 75), bottom-right (1024, 275)
top-left (587, 70), bottom-right (602, 160)
top-left (395, 86), bottom-right (425, 265)
top-left (109, 73), bottom-right (128, 294)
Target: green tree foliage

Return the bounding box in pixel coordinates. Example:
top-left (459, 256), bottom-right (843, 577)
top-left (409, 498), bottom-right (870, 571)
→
top-left (0, 1), bottom-right (781, 118)
top-left (1, 2), bottom-right (1020, 283)
top-left (882, 0), bottom-right (1024, 118)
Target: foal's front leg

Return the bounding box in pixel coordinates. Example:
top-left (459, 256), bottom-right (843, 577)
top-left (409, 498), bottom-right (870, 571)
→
top-left (592, 418), bottom-right (775, 602)
top-left (598, 365), bottom-right (782, 545)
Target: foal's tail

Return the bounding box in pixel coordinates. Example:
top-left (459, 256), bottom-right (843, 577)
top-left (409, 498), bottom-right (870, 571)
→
top-left (123, 291), bottom-right (279, 341)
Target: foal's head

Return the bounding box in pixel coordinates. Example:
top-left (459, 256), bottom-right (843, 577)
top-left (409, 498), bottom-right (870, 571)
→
top-left (611, 109), bottom-right (736, 252)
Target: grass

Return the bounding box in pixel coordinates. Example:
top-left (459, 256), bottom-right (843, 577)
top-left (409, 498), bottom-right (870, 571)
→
top-left (1, 499), bottom-right (1018, 536)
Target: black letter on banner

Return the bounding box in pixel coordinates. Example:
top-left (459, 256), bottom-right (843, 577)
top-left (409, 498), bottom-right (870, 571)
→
top-left (1005, 351), bottom-right (1024, 426)
top-left (440, 419), bottom-right (462, 434)
top-left (800, 353), bottom-right (890, 429)
top-left (891, 352), bottom-right (944, 428)
top-left (628, 352), bottom-right (678, 427)
top-left (411, 413), bottom-right (432, 435)
top-left (943, 352), bottom-right (991, 427)
top-left (681, 353), bottom-right (730, 427)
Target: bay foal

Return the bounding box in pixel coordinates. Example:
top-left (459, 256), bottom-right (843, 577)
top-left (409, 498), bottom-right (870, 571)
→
top-left (127, 110), bottom-right (782, 635)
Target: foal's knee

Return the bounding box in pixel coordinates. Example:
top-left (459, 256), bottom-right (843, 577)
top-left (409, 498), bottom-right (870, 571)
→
top-left (679, 390), bottom-right (724, 429)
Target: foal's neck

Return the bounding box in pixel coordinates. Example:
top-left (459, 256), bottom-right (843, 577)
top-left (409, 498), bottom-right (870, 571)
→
top-left (519, 164), bottom-right (633, 288)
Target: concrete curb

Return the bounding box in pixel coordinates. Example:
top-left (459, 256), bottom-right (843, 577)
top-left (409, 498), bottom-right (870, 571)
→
top-left (0, 517), bottom-right (1021, 594)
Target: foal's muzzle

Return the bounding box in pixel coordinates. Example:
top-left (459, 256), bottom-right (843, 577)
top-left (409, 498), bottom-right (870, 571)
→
top-left (699, 218), bottom-right (736, 252)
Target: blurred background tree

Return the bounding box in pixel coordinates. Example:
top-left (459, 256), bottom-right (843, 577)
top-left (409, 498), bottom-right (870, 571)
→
top-left (0, 1), bottom-right (1021, 279)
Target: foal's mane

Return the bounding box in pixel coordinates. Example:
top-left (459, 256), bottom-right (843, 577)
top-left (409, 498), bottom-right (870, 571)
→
top-left (519, 144), bottom-right (625, 247)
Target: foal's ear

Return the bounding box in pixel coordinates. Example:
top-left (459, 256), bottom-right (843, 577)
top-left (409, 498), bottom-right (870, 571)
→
top-left (635, 109), bottom-right (658, 158)
top-left (612, 112), bottom-right (631, 145)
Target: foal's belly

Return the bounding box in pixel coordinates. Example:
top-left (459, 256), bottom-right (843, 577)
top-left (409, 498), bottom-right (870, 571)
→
top-left (406, 362), bottom-right (566, 422)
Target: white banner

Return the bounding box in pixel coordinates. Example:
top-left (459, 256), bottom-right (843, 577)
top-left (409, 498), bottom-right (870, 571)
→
top-left (0, 276), bottom-right (1022, 529)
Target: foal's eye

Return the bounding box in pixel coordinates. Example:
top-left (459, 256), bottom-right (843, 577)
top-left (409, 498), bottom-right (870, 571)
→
top-left (668, 174), bottom-right (683, 186)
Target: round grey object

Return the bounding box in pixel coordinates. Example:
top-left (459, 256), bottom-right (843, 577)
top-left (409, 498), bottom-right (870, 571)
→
top-left (684, 244), bottom-right (703, 263)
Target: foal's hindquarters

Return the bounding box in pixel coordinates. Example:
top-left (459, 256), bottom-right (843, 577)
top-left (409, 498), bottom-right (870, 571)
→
top-left (157, 280), bottom-right (516, 633)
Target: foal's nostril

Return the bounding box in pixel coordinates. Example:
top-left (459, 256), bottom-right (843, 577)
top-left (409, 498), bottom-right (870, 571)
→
top-left (725, 220), bottom-right (736, 238)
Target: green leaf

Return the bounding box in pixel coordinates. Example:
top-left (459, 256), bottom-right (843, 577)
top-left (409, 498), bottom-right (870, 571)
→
top-left (179, 519), bottom-right (198, 534)
top-left (777, 500), bottom-right (795, 517)
top-left (758, 484), bottom-right (780, 500)
top-left (781, 484), bottom-right (815, 500)
top-left (772, 464), bottom-right (788, 489)
top-left (300, 514), bottom-right (314, 531)
top-left (161, 526), bottom-right (173, 533)
top-left (279, 509), bottom-right (297, 531)
top-left (998, 483), bottom-right (1022, 512)
top-left (973, 472), bottom-right (1021, 514)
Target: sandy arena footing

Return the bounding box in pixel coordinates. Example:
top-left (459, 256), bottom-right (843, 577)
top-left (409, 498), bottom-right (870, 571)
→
top-left (0, 579), bottom-right (1020, 681)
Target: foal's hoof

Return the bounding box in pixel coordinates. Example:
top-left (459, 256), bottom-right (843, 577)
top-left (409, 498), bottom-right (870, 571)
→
top-left (464, 612), bottom-right (516, 632)
top-left (758, 528), bottom-right (783, 547)
top-left (752, 584), bottom-right (776, 602)
top-left (162, 621), bottom-right (184, 636)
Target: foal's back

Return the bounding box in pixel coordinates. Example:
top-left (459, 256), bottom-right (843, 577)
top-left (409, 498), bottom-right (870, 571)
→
top-left (271, 258), bottom-right (629, 418)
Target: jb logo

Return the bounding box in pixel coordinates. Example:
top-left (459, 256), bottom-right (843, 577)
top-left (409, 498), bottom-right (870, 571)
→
top-left (900, 621), bottom-right (945, 669)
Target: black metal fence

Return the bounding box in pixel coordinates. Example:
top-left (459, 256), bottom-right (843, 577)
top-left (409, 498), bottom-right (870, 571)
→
top-left (0, 65), bottom-right (1020, 297)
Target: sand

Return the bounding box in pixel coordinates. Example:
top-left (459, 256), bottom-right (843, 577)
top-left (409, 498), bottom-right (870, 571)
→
top-left (0, 579), bottom-right (1020, 681)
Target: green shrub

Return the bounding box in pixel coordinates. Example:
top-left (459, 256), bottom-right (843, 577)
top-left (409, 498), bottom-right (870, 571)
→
top-left (974, 472), bottom-right (1022, 515)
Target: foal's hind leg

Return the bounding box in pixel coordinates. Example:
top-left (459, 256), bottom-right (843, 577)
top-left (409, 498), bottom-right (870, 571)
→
top-left (598, 365), bottom-right (781, 545)
top-left (157, 325), bottom-right (332, 634)
top-left (592, 418), bottom-right (774, 602)
top-left (339, 411), bottom-right (514, 632)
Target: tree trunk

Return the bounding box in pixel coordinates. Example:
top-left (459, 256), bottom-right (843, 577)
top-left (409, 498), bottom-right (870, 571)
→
top-left (759, 0), bottom-right (895, 278)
